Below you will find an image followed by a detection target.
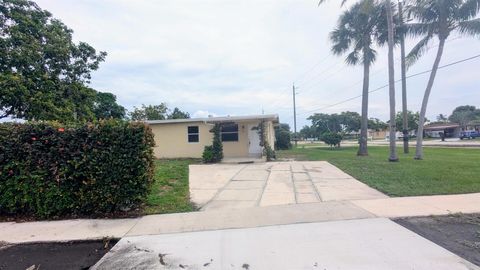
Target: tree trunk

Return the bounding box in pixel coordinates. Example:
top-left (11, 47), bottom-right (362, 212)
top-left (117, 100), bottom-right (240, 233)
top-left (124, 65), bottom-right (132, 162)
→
top-left (415, 38), bottom-right (446, 159)
top-left (385, 0), bottom-right (398, 162)
top-left (399, 1), bottom-right (409, 154)
top-left (358, 60), bottom-right (370, 156)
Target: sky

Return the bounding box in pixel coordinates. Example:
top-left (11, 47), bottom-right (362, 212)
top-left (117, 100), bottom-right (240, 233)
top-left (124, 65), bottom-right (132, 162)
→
top-left (35, 0), bottom-right (480, 129)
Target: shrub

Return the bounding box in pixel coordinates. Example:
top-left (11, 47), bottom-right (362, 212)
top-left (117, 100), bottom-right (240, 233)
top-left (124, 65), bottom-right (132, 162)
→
top-left (264, 142), bottom-right (276, 161)
top-left (275, 128), bottom-right (292, 150)
top-left (0, 120), bottom-right (155, 218)
top-left (321, 132), bottom-right (343, 148)
top-left (202, 145), bottom-right (215, 163)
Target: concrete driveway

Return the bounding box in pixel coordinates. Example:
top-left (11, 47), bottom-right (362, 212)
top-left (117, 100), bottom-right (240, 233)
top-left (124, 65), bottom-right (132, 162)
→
top-left (189, 161), bottom-right (387, 211)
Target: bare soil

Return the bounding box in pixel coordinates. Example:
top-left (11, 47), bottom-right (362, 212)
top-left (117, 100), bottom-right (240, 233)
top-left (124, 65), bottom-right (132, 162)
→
top-left (395, 213), bottom-right (480, 266)
top-left (0, 239), bottom-right (117, 270)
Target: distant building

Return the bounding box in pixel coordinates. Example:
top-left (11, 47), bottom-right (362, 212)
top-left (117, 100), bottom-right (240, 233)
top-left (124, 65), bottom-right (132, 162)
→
top-left (423, 123), bottom-right (461, 138)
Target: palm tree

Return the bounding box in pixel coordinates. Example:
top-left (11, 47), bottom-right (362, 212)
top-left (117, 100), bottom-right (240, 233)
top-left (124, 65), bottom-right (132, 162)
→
top-left (320, 0), bottom-right (399, 160)
top-left (330, 0), bottom-right (385, 156)
top-left (385, 0), bottom-right (399, 161)
top-left (398, 0), bottom-right (409, 154)
top-left (405, 0), bottom-right (480, 159)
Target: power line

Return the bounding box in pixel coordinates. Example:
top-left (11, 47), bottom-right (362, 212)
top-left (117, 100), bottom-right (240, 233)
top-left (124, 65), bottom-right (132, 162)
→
top-left (296, 53), bottom-right (480, 116)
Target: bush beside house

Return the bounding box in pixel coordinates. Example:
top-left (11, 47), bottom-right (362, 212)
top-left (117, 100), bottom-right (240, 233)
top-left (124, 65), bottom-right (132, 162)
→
top-left (0, 120), bottom-right (155, 218)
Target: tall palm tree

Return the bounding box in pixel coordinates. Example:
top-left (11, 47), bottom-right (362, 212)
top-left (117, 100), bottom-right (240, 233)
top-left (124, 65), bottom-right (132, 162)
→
top-left (320, 0), bottom-right (399, 160)
top-left (330, 0), bottom-right (385, 156)
top-left (406, 0), bottom-right (480, 159)
top-left (385, 0), bottom-right (399, 161)
top-left (398, 0), bottom-right (409, 154)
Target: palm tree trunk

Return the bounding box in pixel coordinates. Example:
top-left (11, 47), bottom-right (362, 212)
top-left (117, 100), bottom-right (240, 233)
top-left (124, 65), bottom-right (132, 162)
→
top-left (399, 1), bottom-right (409, 154)
top-left (415, 38), bottom-right (446, 159)
top-left (358, 60), bottom-right (370, 156)
top-left (385, 0), bottom-right (398, 162)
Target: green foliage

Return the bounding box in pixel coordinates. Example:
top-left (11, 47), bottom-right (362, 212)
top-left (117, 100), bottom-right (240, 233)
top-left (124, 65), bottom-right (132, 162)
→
top-left (368, 118), bottom-right (388, 131)
top-left (168, 107), bottom-right (190, 119)
top-left (449, 105), bottom-right (480, 128)
top-left (93, 92), bottom-right (126, 119)
top-left (392, 111), bottom-right (424, 131)
top-left (275, 123), bottom-right (292, 150)
top-left (129, 104), bottom-right (168, 121)
top-left (211, 124), bottom-right (224, 162)
top-left (0, 120), bottom-right (155, 218)
top-left (0, 0), bottom-right (107, 121)
top-left (321, 132), bottom-right (343, 148)
top-left (263, 142), bottom-right (276, 161)
top-left (203, 124), bottom-right (223, 163)
top-left (202, 145), bottom-right (215, 163)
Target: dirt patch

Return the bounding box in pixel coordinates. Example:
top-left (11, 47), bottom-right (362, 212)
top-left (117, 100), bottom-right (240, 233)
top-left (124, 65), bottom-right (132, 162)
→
top-left (395, 213), bottom-right (480, 266)
top-left (0, 239), bottom-right (117, 270)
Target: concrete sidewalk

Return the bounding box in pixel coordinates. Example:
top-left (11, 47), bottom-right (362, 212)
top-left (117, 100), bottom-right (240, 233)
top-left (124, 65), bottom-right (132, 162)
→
top-left (92, 218), bottom-right (479, 270)
top-left (1, 192), bottom-right (479, 244)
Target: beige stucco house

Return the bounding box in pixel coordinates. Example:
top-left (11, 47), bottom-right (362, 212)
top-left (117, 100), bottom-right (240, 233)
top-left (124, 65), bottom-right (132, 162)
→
top-left (147, 114), bottom-right (278, 159)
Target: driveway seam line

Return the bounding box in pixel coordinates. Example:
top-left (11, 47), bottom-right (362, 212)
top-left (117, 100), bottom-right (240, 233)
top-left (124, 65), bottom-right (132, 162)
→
top-left (291, 164), bottom-right (298, 204)
top-left (256, 164), bottom-right (272, 206)
top-left (201, 164), bottom-right (248, 210)
top-left (304, 164), bottom-right (323, 202)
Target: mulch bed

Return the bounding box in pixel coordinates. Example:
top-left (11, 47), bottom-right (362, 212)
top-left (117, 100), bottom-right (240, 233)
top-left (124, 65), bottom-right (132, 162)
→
top-left (395, 213), bottom-right (480, 266)
top-left (0, 239), bottom-right (118, 270)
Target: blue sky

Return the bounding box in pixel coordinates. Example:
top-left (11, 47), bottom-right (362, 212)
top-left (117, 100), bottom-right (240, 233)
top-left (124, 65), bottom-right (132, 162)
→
top-left (35, 0), bottom-right (480, 128)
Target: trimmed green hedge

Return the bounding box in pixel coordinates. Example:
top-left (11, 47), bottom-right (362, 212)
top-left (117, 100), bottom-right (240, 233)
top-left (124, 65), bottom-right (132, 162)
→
top-left (0, 120), bottom-right (155, 218)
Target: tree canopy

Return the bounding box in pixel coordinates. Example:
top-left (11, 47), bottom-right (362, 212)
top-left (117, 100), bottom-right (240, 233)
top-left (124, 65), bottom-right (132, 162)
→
top-left (449, 105), bottom-right (480, 128)
top-left (168, 107), bottom-right (190, 119)
top-left (0, 0), bottom-right (107, 121)
top-left (93, 92), bottom-right (126, 119)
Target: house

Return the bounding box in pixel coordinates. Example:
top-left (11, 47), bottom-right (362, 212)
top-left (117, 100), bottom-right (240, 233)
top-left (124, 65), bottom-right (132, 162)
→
top-left (147, 114), bottom-right (278, 159)
top-left (424, 123), bottom-right (461, 138)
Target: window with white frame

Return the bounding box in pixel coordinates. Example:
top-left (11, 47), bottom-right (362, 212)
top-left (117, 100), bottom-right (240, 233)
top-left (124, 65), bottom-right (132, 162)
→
top-left (187, 126), bottom-right (199, 143)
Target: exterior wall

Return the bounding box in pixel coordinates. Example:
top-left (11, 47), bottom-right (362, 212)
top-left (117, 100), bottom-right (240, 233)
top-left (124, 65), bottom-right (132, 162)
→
top-left (150, 122), bottom-right (213, 158)
top-left (223, 121), bottom-right (252, 158)
top-left (149, 119), bottom-right (276, 159)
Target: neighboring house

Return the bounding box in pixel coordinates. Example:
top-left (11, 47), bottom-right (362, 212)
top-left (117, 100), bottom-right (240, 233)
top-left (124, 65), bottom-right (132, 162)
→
top-left (424, 123), bottom-right (461, 138)
top-left (465, 120), bottom-right (480, 132)
top-left (147, 114), bottom-right (278, 159)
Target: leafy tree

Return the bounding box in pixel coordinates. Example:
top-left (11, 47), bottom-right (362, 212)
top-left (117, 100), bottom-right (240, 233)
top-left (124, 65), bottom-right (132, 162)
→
top-left (0, 0), bottom-right (106, 121)
top-left (299, 125), bottom-right (317, 140)
top-left (274, 123), bottom-right (292, 150)
top-left (168, 107), bottom-right (190, 119)
top-left (129, 104), bottom-right (168, 121)
top-left (93, 92), bottom-right (126, 119)
top-left (339, 111), bottom-right (361, 132)
top-left (368, 118), bottom-right (388, 131)
top-left (393, 111), bottom-right (424, 132)
top-left (330, 0), bottom-right (388, 156)
top-left (449, 105), bottom-right (480, 128)
top-left (405, 0), bottom-right (480, 159)
top-left (308, 113), bottom-right (342, 134)
top-left (436, 114), bottom-right (448, 122)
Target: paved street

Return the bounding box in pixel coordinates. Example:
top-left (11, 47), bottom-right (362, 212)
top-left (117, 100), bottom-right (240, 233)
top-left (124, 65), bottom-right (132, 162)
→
top-left (189, 161), bottom-right (387, 211)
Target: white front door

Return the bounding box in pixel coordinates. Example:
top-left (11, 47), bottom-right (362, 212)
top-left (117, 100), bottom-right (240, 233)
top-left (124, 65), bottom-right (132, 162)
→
top-left (248, 124), bottom-right (262, 156)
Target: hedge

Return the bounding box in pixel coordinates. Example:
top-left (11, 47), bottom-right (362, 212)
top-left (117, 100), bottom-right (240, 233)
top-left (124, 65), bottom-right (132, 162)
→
top-left (0, 120), bottom-right (155, 218)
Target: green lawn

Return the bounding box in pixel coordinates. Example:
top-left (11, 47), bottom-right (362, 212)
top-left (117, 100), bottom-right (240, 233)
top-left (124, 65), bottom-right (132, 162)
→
top-left (143, 159), bottom-right (199, 215)
top-left (278, 146), bottom-right (480, 197)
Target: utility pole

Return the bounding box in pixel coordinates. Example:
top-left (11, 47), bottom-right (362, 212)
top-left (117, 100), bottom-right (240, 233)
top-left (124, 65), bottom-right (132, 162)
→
top-left (293, 83), bottom-right (297, 147)
top-left (399, 0), bottom-right (409, 154)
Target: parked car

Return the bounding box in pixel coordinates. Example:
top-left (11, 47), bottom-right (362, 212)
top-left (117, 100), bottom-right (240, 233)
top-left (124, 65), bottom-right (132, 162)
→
top-left (460, 130), bottom-right (480, 140)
